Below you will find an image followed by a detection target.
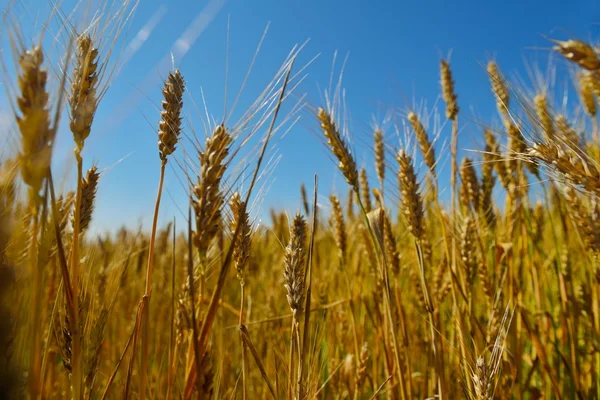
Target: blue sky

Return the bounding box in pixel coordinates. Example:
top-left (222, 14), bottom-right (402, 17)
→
top-left (2, 0), bottom-right (600, 233)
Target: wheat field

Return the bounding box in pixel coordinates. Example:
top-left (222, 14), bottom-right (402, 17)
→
top-left (2, 2), bottom-right (600, 399)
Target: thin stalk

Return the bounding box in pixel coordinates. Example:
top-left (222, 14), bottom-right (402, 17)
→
top-left (450, 118), bottom-right (458, 217)
top-left (288, 316), bottom-right (296, 400)
top-left (71, 154), bottom-right (84, 400)
top-left (40, 279), bottom-right (62, 398)
top-left (186, 201), bottom-right (203, 393)
top-left (30, 183), bottom-right (48, 399)
top-left (298, 175), bottom-right (318, 400)
top-left (102, 324), bottom-right (136, 400)
top-left (431, 185), bottom-right (471, 395)
top-left (239, 325), bottom-right (277, 399)
top-left (28, 202), bottom-right (41, 399)
top-left (166, 217), bottom-right (176, 400)
top-left (239, 284), bottom-right (247, 400)
top-left (368, 375), bottom-right (393, 400)
top-left (356, 198), bottom-right (407, 400)
top-left (593, 118), bottom-right (599, 149)
top-left (415, 240), bottom-right (446, 399)
top-left (139, 160), bottom-right (167, 400)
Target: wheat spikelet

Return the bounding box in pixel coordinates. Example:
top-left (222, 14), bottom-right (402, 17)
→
top-left (508, 123), bottom-right (538, 177)
top-left (192, 125), bottom-right (232, 252)
top-left (554, 115), bottom-right (581, 148)
top-left (565, 188), bottom-right (600, 252)
top-left (382, 211), bottom-right (400, 276)
top-left (528, 142), bottom-right (600, 195)
top-left (440, 59), bottom-right (459, 120)
top-left (397, 150), bottom-right (424, 240)
top-left (300, 183), bottom-right (310, 216)
top-left (318, 108), bottom-right (359, 190)
top-left (230, 192), bottom-right (251, 284)
top-left (534, 93), bottom-right (554, 140)
top-left (408, 112), bottom-right (436, 175)
top-left (366, 208), bottom-right (385, 257)
top-left (329, 194), bottom-right (346, 262)
top-left (374, 129), bottom-right (385, 186)
top-left (487, 61), bottom-right (510, 120)
top-left (283, 213), bottom-right (307, 315)
top-left (434, 257), bottom-right (448, 296)
top-left (460, 216), bottom-right (477, 286)
top-left (531, 202), bottom-right (545, 243)
top-left (471, 356), bottom-right (493, 400)
top-left (72, 166), bottom-right (99, 233)
top-left (359, 168), bottom-right (372, 212)
top-left (553, 39), bottom-right (600, 70)
top-left (83, 308), bottom-right (108, 388)
top-left (356, 342), bottom-right (369, 386)
top-left (372, 187), bottom-right (384, 209)
top-left (484, 130), bottom-right (510, 190)
top-left (158, 70), bottom-right (185, 162)
top-left (70, 35), bottom-right (98, 153)
top-left (460, 158), bottom-right (480, 212)
top-left (578, 72), bottom-right (597, 118)
top-left (16, 46), bottom-right (52, 198)
top-left (346, 188), bottom-right (355, 220)
top-left (55, 305), bottom-right (72, 372)
top-left (480, 140), bottom-right (497, 229)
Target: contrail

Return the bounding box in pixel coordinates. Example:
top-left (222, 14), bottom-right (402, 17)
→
top-left (116, 4), bottom-right (168, 76)
top-left (103, 0), bottom-right (227, 134)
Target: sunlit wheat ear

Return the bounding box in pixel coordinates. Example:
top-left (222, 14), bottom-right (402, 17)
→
top-left (508, 123), bottom-right (538, 176)
top-left (487, 61), bottom-right (510, 120)
top-left (372, 187), bottom-right (384, 209)
top-left (70, 34), bottom-right (98, 154)
top-left (528, 141), bottom-right (600, 195)
top-left (317, 108), bottom-right (359, 191)
top-left (192, 124), bottom-right (232, 252)
top-left (366, 207), bottom-right (385, 251)
top-left (230, 191), bottom-right (251, 284)
top-left (382, 210), bottom-right (400, 275)
top-left (460, 216), bottom-right (477, 287)
top-left (578, 72), bottom-right (597, 118)
top-left (283, 212), bottom-right (307, 316)
top-left (564, 187), bottom-right (600, 253)
top-left (533, 93), bottom-right (554, 140)
top-left (484, 129), bottom-right (510, 189)
top-left (480, 137), bottom-right (497, 229)
top-left (16, 46), bottom-right (52, 200)
top-left (359, 168), bottom-right (372, 212)
top-left (356, 342), bottom-right (369, 386)
top-left (374, 129), bottom-right (385, 185)
top-left (471, 307), bottom-right (511, 400)
top-left (397, 150), bottom-right (424, 240)
top-left (440, 59), bottom-right (459, 120)
top-left (346, 187), bottom-right (355, 220)
top-left (554, 115), bottom-right (582, 149)
top-left (553, 39), bottom-right (600, 70)
top-left (329, 194), bottom-right (347, 263)
top-left (460, 158), bottom-right (480, 212)
top-left (300, 183), bottom-right (310, 215)
top-left (71, 166), bottom-right (99, 233)
top-left (83, 308), bottom-right (108, 388)
top-left (471, 356), bottom-right (493, 400)
top-left (158, 70), bottom-right (185, 163)
top-left (407, 112), bottom-right (436, 176)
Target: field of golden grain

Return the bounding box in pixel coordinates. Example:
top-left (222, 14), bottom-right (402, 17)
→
top-left (2, 2), bottom-right (600, 400)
